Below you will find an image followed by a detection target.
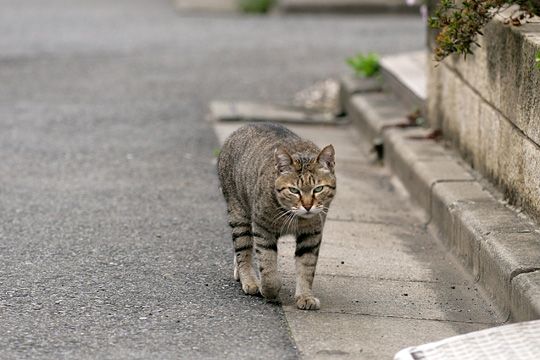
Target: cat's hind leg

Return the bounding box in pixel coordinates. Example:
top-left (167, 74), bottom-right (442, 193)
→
top-left (227, 205), bottom-right (259, 295)
top-left (252, 222), bottom-right (281, 301)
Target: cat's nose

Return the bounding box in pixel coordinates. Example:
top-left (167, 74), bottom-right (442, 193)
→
top-left (303, 204), bottom-right (312, 211)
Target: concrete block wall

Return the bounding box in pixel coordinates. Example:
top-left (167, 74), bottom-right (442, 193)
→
top-left (427, 8), bottom-right (540, 220)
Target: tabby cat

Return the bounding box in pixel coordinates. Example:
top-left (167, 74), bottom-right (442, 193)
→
top-left (217, 123), bottom-right (336, 310)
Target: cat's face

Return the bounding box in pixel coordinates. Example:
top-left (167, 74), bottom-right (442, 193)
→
top-left (274, 145), bottom-right (336, 219)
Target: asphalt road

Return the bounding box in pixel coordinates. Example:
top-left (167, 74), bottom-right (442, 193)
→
top-left (0, 1), bottom-right (424, 358)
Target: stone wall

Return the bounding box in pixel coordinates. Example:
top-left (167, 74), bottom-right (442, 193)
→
top-left (427, 7), bottom-right (540, 219)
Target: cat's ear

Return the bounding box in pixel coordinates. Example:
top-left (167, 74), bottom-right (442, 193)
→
top-left (317, 145), bottom-right (335, 171)
top-left (274, 146), bottom-right (294, 174)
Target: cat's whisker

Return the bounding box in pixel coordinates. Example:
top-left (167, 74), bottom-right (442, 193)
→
top-left (288, 213), bottom-right (297, 234)
top-left (279, 216), bottom-right (288, 234)
top-left (280, 212), bottom-right (294, 235)
top-left (291, 216), bottom-right (298, 232)
top-left (283, 217), bottom-right (289, 234)
top-left (284, 212), bottom-right (298, 235)
top-left (286, 213), bottom-right (294, 233)
top-left (272, 209), bottom-right (293, 225)
top-left (286, 216), bottom-right (295, 235)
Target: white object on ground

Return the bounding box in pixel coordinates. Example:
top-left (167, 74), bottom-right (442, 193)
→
top-left (394, 319), bottom-right (540, 360)
top-left (209, 101), bottom-right (336, 124)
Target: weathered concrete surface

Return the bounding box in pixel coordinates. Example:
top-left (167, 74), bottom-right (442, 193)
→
top-left (380, 50), bottom-right (427, 113)
top-left (385, 128), bottom-right (475, 212)
top-left (344, 80), bottom-right (540, 323)
top-left (512, 271), bottom-right (540, 321)
top-left (209, 101), bottom-right (336, 123)
top-left (347, 92), bottom-right (407, 144)
top-left (276, 312), bottom-right (487, 360)
top-left (427, 9), bottom-right (540, 221)
top-left (339, 76), bottom-right (381, 117)
top-left (173, 0), bottom-right (236, 12)
top-left (213, 122), bottom-right (502, 359)
top-left (277, 0), bottom-right (420, 14)
top-left (431, 181), bottom-right (540, 318)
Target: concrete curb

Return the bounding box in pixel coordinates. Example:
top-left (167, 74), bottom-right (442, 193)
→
top-left (342, 77), bottom-right (540, 322)
top-left (379, 50), bottom-right (427, 114)
top-left (277, 0), bottom-right (420, 14)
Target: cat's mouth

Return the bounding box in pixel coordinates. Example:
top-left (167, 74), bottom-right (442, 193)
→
top-left (294, 207), bottom-right (322, 219)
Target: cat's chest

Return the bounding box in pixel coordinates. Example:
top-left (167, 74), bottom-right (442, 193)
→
top-left (296, 217), bottom-right (324, 233)
top-left (272, 216), bottom-right (323, 237)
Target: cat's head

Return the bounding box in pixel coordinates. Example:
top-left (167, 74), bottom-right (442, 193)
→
top-left (274, 145), bottom-right (336, 219)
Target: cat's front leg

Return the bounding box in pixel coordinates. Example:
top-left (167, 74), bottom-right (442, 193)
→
top-left (294, 231), bottom-right (322, 310)
top-left (252, 222), bottom-right (281, 301)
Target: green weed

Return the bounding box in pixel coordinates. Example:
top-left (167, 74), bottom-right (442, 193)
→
top-left (237, 0), bottom-right (275, 13)
top-left (346, 53), bottom-right (380, 78)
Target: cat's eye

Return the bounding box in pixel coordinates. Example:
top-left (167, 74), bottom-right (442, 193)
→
top-left (313, 186), bottom-right (324, 193)
top-left (289, 187), bottom-right (300, 194)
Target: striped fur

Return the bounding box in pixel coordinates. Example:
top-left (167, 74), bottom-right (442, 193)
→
top-left (217, 123), bottom-right (336, 310)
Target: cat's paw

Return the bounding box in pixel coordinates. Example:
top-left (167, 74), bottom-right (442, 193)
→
top-left (260, 279), bottom-right (281, 300)
top-left (295, 294), bottom-right (320, 310)
top-left (241, 281), bottom-right (259, 296)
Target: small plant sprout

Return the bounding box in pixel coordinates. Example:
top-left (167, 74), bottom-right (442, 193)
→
top-left (346, 52), bottom-right (380, 78)
top-left (536, 50), bottom-right (540, 69)
top-left (237, 0), bottom-right (275, 13)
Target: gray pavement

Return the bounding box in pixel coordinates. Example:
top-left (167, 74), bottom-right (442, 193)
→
top-left (0, 0), bottom-right (425, 359)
